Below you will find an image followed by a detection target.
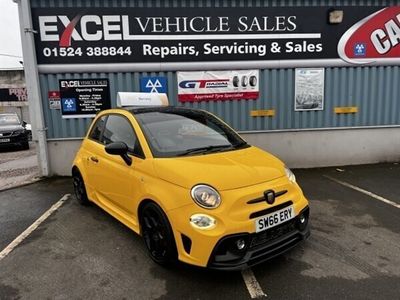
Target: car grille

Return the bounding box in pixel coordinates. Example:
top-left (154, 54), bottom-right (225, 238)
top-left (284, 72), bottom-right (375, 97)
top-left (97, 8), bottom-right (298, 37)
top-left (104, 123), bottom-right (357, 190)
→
top-left (249, 200), bottom-right (293, 219)
top-left (0, 131), bottom-right (12, 137)
top-left (0, 131), bottom-right (13, 138)
top-left (249, 219), bottom-right (297, 249)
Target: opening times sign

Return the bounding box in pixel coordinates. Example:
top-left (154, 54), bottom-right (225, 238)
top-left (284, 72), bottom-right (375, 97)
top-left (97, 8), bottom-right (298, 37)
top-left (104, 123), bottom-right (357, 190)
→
top-left (59, 79), bottom-right (111, 118)
top-left (31, 6), bottom-right (399, 65)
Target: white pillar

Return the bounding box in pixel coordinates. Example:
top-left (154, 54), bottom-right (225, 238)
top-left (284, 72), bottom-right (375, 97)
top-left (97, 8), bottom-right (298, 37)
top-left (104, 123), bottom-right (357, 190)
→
top-left (14, 0), bottom-right (50, 176)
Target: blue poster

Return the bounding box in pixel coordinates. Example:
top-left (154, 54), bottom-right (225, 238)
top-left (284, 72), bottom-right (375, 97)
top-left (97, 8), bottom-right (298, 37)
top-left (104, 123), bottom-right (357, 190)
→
top-left (62, 98), bottom-right (77, 112)
top-left (140, 77), bottom-right (167, 94)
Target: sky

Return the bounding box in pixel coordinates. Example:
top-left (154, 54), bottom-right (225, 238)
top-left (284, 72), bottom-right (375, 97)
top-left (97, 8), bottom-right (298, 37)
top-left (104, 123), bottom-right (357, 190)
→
top-left (0, 0), bottom-right (23, 70)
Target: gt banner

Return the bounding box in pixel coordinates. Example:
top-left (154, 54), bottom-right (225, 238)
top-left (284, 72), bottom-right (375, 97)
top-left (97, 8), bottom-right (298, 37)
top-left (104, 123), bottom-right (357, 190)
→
top-left (31, 6), bottom-right (400, 66)
top-left (59, 79), bottom-right (111, 118)
top-left (177, 70), bottom-right (259, 102)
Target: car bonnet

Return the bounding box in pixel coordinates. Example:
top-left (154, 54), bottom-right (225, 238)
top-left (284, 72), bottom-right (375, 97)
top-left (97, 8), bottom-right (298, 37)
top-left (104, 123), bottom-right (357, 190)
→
top-left (152, 146), bottom-right (285, 191)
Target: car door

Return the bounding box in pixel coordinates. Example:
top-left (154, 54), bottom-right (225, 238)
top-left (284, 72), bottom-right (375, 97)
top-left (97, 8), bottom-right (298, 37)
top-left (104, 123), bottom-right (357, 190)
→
top-left (92, 113), bottom-right (145, 219)
top-left (84, 115), bottom-right (108, 201)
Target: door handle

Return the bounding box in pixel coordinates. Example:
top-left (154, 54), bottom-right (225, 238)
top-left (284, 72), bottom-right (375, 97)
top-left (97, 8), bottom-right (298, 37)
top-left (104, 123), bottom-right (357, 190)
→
top-left (90, 156), bottom-right (99, 163)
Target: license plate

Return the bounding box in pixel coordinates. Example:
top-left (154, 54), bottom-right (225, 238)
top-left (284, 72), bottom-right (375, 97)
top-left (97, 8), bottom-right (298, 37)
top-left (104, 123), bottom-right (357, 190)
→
top-left (255, 205), bottom-right (295, 233)
top-left (0, 138), bottom-right (10, 143)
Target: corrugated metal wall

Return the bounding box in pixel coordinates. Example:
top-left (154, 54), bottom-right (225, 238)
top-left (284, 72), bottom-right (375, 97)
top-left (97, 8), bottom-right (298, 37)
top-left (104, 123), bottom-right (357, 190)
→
top-left (33, 0), bottom-right (400, 139)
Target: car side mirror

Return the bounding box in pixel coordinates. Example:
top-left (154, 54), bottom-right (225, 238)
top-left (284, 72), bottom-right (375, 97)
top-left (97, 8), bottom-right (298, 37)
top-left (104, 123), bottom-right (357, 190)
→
top-left (105, 142), bottom-right (132, 166)
top-left (22, 121), bottom-right (27, 127)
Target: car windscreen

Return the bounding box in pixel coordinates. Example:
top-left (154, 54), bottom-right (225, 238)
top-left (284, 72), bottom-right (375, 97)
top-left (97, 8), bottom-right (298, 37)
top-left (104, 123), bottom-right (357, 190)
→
top-left (134, 109), bottom-right (248, 158)
top-left (0, 115), bottom-right (20, 126)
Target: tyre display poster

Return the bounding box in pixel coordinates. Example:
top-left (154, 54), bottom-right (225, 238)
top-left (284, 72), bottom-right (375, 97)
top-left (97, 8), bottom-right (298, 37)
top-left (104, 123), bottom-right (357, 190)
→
top-left (59, 79), bottom-right (111, 118)
top-left (178, 70), bottom-right (259, 102)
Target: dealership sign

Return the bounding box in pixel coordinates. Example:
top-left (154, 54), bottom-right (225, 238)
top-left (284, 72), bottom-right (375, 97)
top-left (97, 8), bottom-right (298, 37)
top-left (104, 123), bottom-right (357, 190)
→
top-left (178, 70), bottom-right (259, 102)
top-left (31, 6), bottom-right (400, 66)
top-left (338, 7), bottom-right (400, 64)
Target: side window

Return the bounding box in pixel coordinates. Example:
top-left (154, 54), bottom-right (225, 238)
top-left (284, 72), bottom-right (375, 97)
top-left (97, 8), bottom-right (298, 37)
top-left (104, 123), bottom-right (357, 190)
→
top-left (88, 116), bottom-right (107, 142)
top-left (101, 115), bottom-right (144, 158)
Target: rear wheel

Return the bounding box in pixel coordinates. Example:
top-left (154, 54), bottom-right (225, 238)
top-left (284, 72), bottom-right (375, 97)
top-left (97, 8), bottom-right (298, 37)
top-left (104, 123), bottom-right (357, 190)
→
top-left (140, 202), bottom-right (178, 266)
top-left (72, 171), bottom-right (90, 206)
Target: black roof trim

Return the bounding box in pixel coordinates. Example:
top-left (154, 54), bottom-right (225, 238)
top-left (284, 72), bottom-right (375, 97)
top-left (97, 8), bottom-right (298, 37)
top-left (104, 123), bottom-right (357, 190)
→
top-left (126, 106), bottom-right (205, 115)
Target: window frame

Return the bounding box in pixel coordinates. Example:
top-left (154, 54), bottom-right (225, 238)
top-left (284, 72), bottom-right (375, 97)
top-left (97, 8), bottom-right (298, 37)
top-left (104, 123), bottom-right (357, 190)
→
top-left (88, 115), bottom-right (108, 144)
top-left (88, 113), bottom-right (145, 160)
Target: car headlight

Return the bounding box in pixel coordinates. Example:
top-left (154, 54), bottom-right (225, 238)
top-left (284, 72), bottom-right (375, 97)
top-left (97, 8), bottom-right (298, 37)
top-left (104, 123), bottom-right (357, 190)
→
top-left (190, 184), bottom-right (221, 209)
top-left (284, 166), bottom-right (296, 183)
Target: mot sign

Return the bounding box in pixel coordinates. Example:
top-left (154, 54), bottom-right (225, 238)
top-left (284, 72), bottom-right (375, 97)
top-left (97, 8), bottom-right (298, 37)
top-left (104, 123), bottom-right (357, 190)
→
top-left (31, 6), bottom-right (400, 66)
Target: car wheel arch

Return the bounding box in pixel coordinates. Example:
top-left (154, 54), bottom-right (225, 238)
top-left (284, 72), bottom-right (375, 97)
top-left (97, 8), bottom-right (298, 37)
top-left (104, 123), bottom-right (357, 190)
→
top-left (72, 165), bottom-right (90, 190)
top-left (138, 199), bottom-right (170, 234)
top-left (72, 165), bottom-right (88, 182)
top-left (72, 165), bottom-right (80, 176)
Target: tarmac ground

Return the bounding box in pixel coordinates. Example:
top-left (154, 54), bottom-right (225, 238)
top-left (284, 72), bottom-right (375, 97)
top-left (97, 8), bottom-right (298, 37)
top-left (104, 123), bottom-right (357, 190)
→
top-left (0, 142), bottom-right (39, 191)
top-left (0, 163), bottom-right (399, 299)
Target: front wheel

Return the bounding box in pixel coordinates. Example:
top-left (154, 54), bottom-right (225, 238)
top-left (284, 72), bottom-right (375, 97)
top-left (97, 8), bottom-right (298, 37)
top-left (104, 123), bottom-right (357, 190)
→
top-left (140, 202), bottom-right (178, 266)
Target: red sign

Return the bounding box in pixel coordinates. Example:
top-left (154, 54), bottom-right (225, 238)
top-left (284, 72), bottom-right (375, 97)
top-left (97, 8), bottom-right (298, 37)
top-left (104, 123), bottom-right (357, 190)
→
top-left (48, 91), bottom-right (60, 99)
top-left (178, 70), bottom-right (259, 102)
top-left (48, 90), bottom-right (61, 109)
top-left (178, 92), bottom-right (259, 102)
top-left (338, 7), bottom-right (400, 64)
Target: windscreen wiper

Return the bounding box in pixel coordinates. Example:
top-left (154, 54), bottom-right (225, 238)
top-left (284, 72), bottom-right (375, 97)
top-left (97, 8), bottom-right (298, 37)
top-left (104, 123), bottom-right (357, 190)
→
top-left (233, 141), bottom-right (249, 149)
top-left (177, 145), bottom-right (233, 156)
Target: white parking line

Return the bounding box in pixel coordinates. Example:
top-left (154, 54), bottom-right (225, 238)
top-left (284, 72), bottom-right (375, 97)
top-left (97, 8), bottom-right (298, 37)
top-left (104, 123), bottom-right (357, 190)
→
top-left (241, 268), bottom-right (267, 299)
top-left (324, 175), bottom-right (400, 209)
top-left (0, 194), bottom-right (71, 261)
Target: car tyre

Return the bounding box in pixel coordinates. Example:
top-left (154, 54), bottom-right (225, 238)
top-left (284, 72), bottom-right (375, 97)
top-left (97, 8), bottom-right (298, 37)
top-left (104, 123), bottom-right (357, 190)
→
top-left (72, 171), bottom-right (90, 206)
top-left (140, 202), bottom-right (178, 266)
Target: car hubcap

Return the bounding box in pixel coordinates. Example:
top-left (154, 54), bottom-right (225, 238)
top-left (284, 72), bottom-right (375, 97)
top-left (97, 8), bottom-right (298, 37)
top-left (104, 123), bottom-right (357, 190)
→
top-left (142, 209), bottom-right (168, 260)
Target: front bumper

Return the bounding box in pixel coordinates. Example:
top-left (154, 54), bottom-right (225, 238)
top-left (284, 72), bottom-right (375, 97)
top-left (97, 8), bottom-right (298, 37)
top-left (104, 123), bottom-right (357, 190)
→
top-left (207, 207), bottom-right (310, 270)
top-left (0, 134), bottom-right (28, 148)
top-left (167, 176), bottom-right (310, 269)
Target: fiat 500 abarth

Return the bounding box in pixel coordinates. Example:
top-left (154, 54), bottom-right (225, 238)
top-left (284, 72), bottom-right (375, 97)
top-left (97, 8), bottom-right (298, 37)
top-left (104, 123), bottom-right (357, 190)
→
top-left (72, 107), bottom-right (310, 270)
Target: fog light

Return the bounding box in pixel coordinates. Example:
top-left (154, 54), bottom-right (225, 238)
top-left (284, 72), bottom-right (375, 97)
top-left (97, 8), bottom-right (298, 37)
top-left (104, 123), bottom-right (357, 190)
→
top-left (300, 214), bottom-right (306, 224)
top-left (236, 239), bottom-right (246, 250)
top-left (190, 214), bottom-right (216, 230)
top-left (298, 212), bottom-right (308, 231)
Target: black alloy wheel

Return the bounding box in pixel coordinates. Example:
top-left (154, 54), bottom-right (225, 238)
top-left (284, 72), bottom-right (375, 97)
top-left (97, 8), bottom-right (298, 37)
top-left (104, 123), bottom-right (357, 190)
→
top-left (72, 171), bottom-right (90, 206)
top-left (140, 202), bottom-right (178, 266)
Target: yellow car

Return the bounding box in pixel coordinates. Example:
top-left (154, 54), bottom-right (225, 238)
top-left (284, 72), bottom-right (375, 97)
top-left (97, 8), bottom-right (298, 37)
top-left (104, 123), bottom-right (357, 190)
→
top-left (72, 106), bottom-right (310, 270)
